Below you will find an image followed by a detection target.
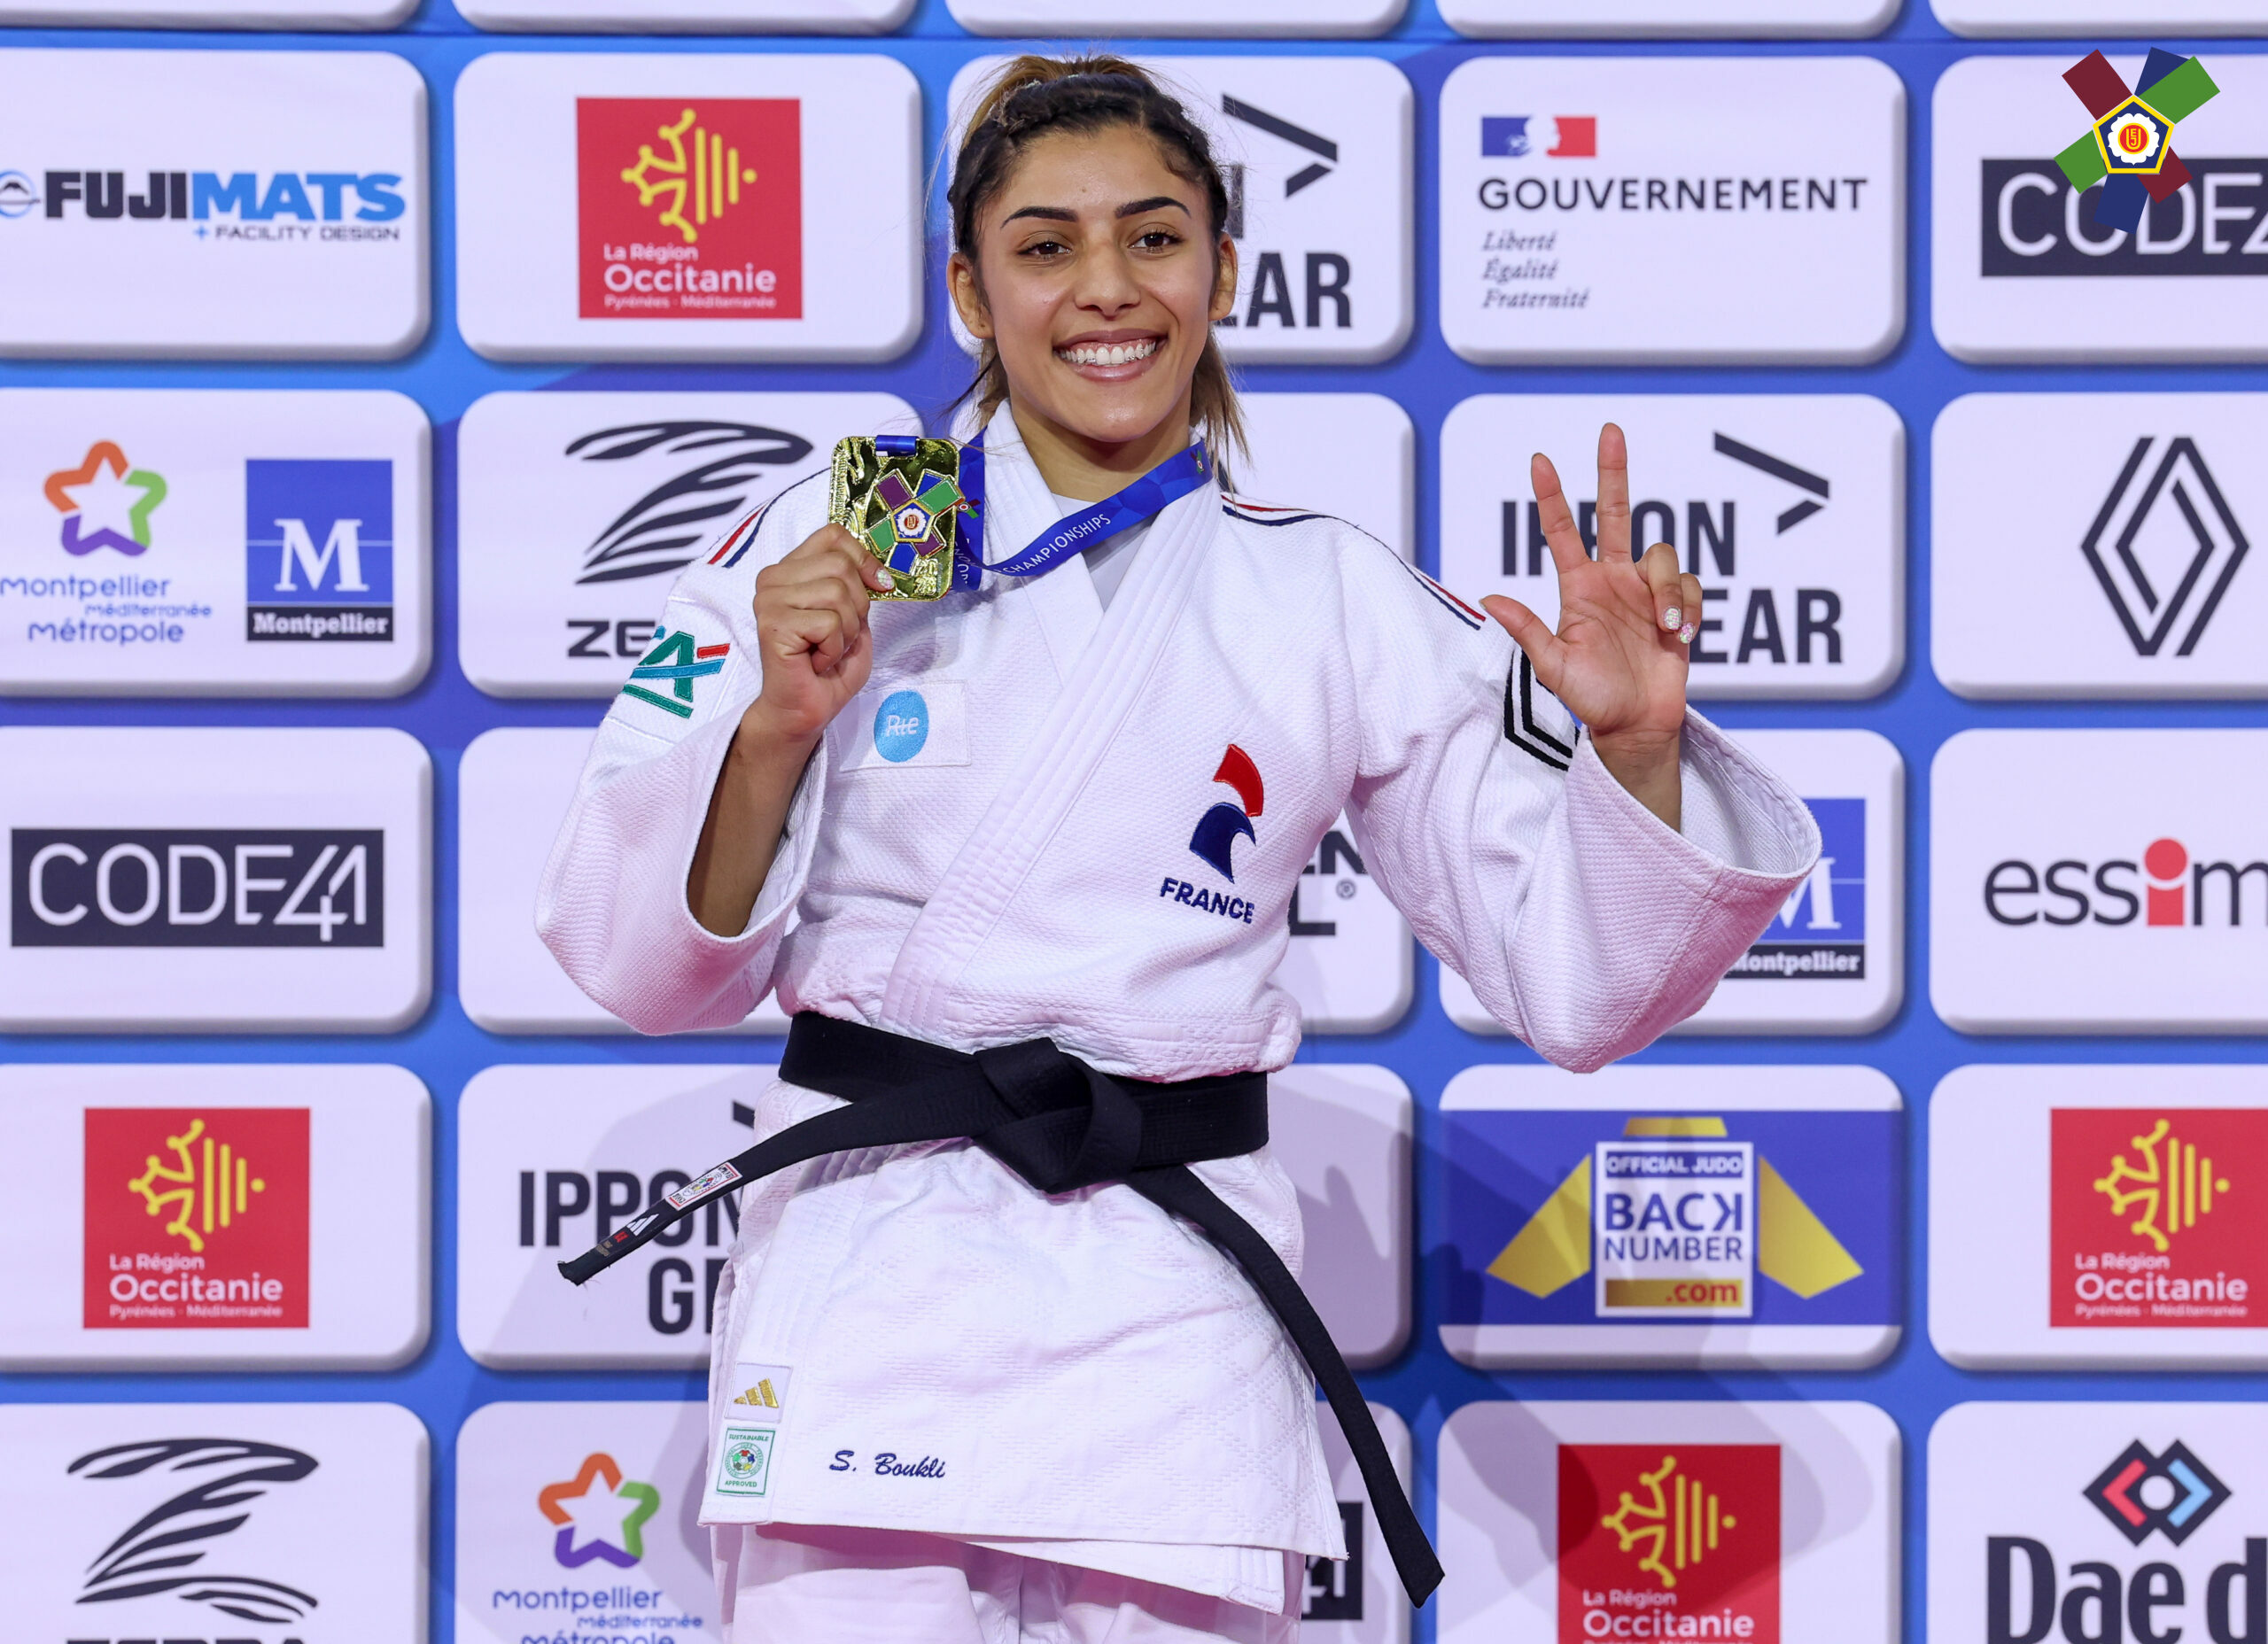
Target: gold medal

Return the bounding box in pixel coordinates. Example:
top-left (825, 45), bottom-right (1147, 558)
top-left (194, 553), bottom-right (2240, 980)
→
top-left (828, 434), bottom-right (971, 602)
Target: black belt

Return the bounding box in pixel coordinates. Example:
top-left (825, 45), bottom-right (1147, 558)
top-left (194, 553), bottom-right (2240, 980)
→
top-left (558, 1011), bottom-right (1443, 1609)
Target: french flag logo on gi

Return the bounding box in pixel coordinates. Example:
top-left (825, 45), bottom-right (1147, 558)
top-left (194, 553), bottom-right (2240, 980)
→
top-left (1189, 745), bottom-right (1265, 881)
top-left (1480, 116), bottom-right (1597, 159)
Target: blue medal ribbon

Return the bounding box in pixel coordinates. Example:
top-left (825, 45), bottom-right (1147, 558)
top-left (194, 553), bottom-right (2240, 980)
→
top-left (871, 433), bottom-right (1210, 593)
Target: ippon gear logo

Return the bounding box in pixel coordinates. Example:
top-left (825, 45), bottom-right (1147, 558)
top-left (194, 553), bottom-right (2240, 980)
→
top-left (2082, 438), bottom-right (2248, 658)
top-left (11, 828), bottom-right (384, 948)
top-left (44, 441), bottom-right (167, 559)
top-left (1212, 93), bottom-right (1354, 337)
top-left (576, 97), bottom-right (803, 321)
top-left (1984, 837), bottom-right (2268, 928)
top-left (540, 1452), bottom-right (661, 1570)
top-left (2084, 1440), bottom-right (2231, 1546)
top-left (82, 1107), bottom-right (310, 1330)
top-left (1557, 1443), bottom-right (1782, 1644)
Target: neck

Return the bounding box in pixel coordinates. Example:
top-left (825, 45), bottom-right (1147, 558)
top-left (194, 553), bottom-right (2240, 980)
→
top-left (1007, 398), bottom-right (1195, 502)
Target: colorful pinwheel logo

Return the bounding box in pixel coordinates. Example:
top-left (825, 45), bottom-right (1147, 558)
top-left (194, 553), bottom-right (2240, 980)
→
top-left (2056, 49), bottom-right (2220, 235)
top-left (538, 1452), bottom-right (661, 1570)
top-left (44, 440), bottom-right (167, 558)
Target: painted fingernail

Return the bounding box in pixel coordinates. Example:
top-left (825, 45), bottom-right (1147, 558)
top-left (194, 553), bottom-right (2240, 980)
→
top-left (1661, 607), bottom-right (1682, 631)
top-left (1678, 622), bottom-right (1697, 644)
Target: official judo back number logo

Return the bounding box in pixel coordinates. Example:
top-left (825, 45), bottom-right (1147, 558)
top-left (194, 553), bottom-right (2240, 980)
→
top-left (1188, 744), bottom-right (1264, 881)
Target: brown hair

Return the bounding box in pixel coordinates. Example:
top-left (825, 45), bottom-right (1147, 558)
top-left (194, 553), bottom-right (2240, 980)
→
top-left (947, 54), bottom-right (1247, 468)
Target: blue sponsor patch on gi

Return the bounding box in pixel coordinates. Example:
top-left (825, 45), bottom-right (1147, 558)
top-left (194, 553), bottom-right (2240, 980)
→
top-left (874, 690), bottom-right (929, 763)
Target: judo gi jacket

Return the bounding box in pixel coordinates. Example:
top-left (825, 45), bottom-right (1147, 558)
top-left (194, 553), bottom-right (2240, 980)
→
top-left (538, 409), bottom-right (1821, 1613)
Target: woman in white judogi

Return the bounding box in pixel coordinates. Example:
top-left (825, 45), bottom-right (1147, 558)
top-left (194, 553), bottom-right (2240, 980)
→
top-left (540, 53), bottom-right (1819, 1644)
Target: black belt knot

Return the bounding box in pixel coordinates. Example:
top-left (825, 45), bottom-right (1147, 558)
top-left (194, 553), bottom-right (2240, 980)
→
top-left (558, 1011), bottom-right (1441, 1608)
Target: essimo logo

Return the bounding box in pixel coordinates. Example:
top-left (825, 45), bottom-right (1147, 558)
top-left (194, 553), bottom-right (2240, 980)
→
top-left (2051, 1107), bottom-right (2259, 1330)
top-left (576, 98), bottom-right (803, 321)
top-left (1984, 836), bottom-right (2268, 927)
top-left (11, 829), bottom-right (384, 948)
top-left (1557, 1443), bottom-right (1782, 1644)
top-left (83, 1108), bottom-right (309, 1330)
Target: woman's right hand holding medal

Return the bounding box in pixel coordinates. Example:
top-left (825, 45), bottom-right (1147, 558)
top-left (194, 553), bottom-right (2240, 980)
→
top-left (688, 524), bottom-right (891, 935)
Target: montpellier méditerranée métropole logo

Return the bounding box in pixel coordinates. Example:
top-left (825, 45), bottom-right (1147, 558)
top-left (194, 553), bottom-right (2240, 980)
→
top-left (2056, 49), bottom-right (2220, 235)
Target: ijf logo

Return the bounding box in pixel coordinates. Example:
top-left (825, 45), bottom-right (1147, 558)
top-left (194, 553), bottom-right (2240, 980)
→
top-left (2051, 1107), bottom-right (2259, 1329)
top-left (1557, 1443), bottom-right (1781, 1644)
top-left (44, 441), bottom-right (167, 558)
top-left (619, 626), bottom-right (729, 719)
top-left (244, 458), bottom-right (394, 644)
top-left (2085, 1440), bottom-right (2232, 1547)
top-left (2083, 438), bottom-right (2248, 660)
top-left (82, 1107), bottom-right (310, 1330)
top-left (577, 98), bottom-right (803, 321)
top-left (2057, 50), bottom-right (2221, 236)
top-left (1159, 746), bottom-right (1266, 928)
top-left (539, 1452), bottom-right (661, 1569)
top-left (1480, 116), bottom-right (1597, 159)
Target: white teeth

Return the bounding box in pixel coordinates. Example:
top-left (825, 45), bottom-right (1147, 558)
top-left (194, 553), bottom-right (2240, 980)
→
top-left (1057, 337), bottom-right (1161, 368)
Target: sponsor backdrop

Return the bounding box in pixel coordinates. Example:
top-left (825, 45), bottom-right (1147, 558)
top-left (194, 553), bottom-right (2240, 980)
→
top-left (1, 5), bottom-right (2263, 1644)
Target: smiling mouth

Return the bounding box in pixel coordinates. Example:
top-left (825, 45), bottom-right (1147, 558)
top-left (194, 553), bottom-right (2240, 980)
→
top-left (1055, 337), bottom-right (1162, 368)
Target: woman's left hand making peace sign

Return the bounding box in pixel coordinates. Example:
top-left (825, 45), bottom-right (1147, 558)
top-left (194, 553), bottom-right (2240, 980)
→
top-left (1481, 422), bottom-right (1699, 831)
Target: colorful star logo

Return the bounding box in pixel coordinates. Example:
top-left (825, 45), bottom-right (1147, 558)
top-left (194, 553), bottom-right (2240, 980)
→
top-left (537, 1452), bottom-right (661, 1570)
top-left (43, 441), bottom-right (167, 558)
top-left (2057, 50), bottom-right (2221, 235)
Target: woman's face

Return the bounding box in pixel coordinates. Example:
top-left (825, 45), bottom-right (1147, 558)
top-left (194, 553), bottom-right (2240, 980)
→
top-left (951, 123), bottom-right (1237, 458)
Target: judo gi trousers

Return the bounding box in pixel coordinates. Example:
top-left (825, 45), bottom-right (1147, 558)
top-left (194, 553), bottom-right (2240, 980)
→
top-left (720, 1524), bottom-right (1302, 1642)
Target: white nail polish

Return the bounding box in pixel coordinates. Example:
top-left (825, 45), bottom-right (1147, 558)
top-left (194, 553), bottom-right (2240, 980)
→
top-left (1678, 623), bottom-right (1696, 644)
top-left (1662, 607), bottom-right (1682, 631)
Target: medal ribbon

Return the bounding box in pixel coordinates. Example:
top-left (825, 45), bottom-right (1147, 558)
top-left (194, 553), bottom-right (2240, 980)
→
top-left (871, 433), bottom-right (1210, 593)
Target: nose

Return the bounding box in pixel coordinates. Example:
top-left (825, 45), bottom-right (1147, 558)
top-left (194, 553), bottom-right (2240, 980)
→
top-left (1072, 239), bottom-right (1142, 319)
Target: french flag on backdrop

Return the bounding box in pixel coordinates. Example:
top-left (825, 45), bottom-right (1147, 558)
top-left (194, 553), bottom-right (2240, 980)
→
top-left (1480, 115), bottom-right (1597, 159)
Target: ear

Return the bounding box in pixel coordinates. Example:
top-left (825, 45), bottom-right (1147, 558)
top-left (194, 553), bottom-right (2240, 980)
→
top-left (1208, 234), bottom-right (1239, 325)
top-left (949, 251), bottom-right (995, 341)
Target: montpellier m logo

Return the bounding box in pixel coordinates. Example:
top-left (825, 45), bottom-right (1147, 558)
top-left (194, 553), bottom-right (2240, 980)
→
top-left (1188, 744), bottom-right (1265, 881)
top-left (44, 441), bottom-right (167, 558)
top-left (540, 1452), bottom-right (661, 1570)
top-left (2095, 1117), bottom-right (2231, 1252)
top-left (2082, 438), bottom-right (2247, 658)
top-left (2084, 1440), bottom-right (2229, 1545)
top-left (2057, 50), bottom-right (2220, 235)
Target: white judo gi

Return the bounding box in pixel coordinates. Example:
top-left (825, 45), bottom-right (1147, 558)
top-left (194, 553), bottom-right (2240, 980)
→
top-left (538, 408), bottom-right (1821, 1630)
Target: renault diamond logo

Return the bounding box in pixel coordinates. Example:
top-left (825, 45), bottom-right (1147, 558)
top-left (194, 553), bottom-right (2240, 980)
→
top-left (2083, 1438), bottom-right (2230, 1546)
top-left (2082, 437), bottom-right (2248, 658)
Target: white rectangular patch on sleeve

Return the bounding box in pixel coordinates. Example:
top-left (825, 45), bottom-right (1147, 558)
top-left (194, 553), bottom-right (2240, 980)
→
top-left (705, 1361), bottom-right (795, 1521)
top-left (835, 680), bottom-right (971, 771)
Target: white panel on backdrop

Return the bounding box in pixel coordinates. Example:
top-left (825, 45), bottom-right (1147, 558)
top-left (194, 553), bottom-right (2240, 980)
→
top-left (1438, 1400), bottom-right (1899, 1644)
top-left (1437, 395), bottom-right (1903, 699)
top-left (0, 726), bottom-right (430, 1032)
top-left (457, 391), bottom-right (916, 697)
top-left (1934, 393), bottom-right (2268, 698)
top-left (1931, 729), bottom-right (2268, 1034)
top-left (454, 53), bottom-right (920, 362)
top-left (1931, 1065), bottom-right (2268, 1369)
top-left (458, 1066), bottom-right (779, 1370)
top-left (0, 1064), bottom-right (429, 1370)
top-left (0, 0), bottom-right (411, 19)
top-left (945, 0), bottom-right (1405, 36)
top-left (1307, 1403), bottom-right (1411, 1642)
top-left (457, 1401), bottom-right (722, 1644)
top-left (1439, 0), bottom-right (1894, 35)
top-left (1933, 0), bottom-right (2268, 39)
top-left (460, 728), bottom-right (791, 1035)
top-left (1268, 1065), bottom-right (1411, 1369)
top-left (0, 1401), bottom-right (427, 1640)
top-left (944, 58), bottom-right (1412, 366)
top-left (1445, 731), bottom-right (1903, 1035)
top-left (1930, 1403), bottom-right (2268, 1644)
top-left (1438, 58), bottom-right (1904, 365)
top-left (1239, 392), bottom-right (1414, 559)
top-left (1934, 55), bottom-right (2268, 361)
top-left (0, 50), bottom-right (426, 359)
top-left (460, 0), bottom-right (910, 29)
top-left (0, 389), bottom-right (430, 696)
top-left (1438, 1065), bottom-right (1903, 1370)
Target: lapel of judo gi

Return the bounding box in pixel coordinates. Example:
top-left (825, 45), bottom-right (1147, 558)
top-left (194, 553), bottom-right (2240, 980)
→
top-left (878, 408), bottom-right (1222, 1035)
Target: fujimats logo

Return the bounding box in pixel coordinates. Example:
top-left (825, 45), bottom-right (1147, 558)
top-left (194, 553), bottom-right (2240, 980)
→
top-left (2082, 438), bottom-right (2248, 659)
top-left (68, 1437), bottom-right (321, 1626)
top-left (12, 828), bottom-right (384, 948)
top-left (44, 441), bottom-right (167, 558)
top-left (576, 98), bottom-right (802, 321)
top-left (83, 1107), bottom-right (309, 1330)
top-left (540, 1452), bottom-right (661, 1570)
top-left (2, 167), bottom-right (407, 244)
top-left (1558, 1443), bottom-right (1782, 1644)
top-left (2052, 1108), bottom-right (2256, 1329)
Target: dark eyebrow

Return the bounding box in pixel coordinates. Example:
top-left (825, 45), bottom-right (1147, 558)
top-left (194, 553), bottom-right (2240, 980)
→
top-left (1001, 205), bottom-right (1078, 225)
top-left (1116, 196), bottom-right (1187, 219)
top-left (998, 197), bottom-right (1191, 227)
